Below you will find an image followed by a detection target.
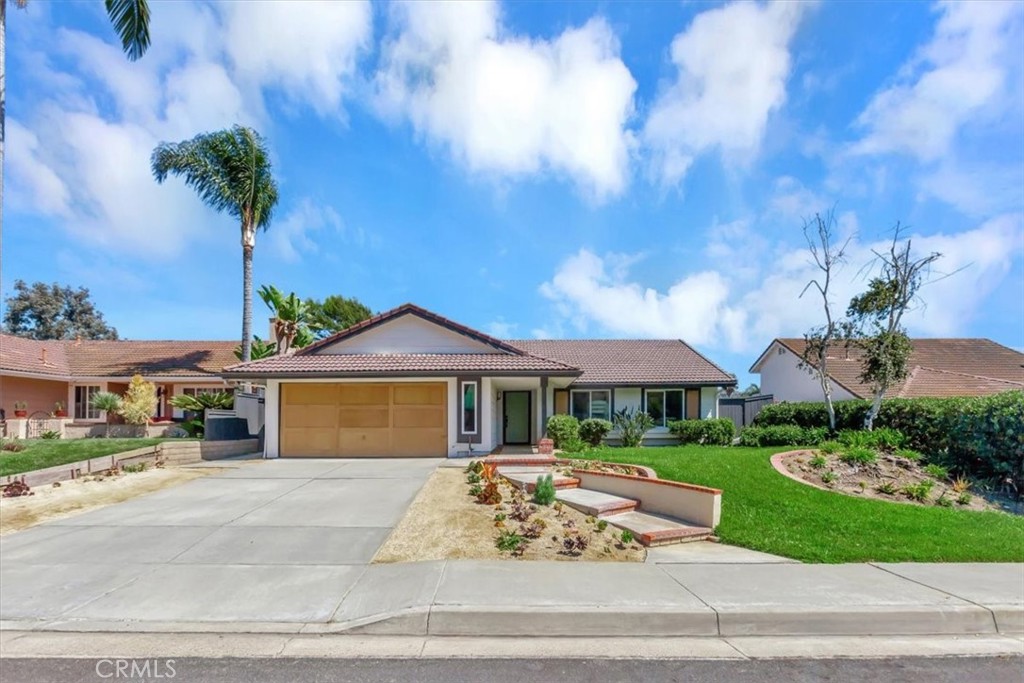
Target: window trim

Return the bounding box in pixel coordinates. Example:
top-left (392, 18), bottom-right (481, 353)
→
top-left (74, 385), bottom-right (102, 420)
top-left (460, 380), bottom-right (479, 436)
top-left (644, 388), bottom-right (686, 428)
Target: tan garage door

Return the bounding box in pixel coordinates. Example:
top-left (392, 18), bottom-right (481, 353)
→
top-left (280, 382), bottom-right (447, 457)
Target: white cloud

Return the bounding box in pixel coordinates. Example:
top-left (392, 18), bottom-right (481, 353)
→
top-left (643, 0), bottom-right (810, 186)
top-left (218, 0), bottom-right (372, 115)
top-left (852, 1), bottom-right (1023, 160)
top-left (486, 319), bottom-right (518, 338)
top-left (4, 119), bottom-right (71, 215)
top-left (541, 216), bottom-right (1023, 352)
top-left (268, 200), bottom-right (344, 263)
top-left (374, 0), bottom-right (637, 199)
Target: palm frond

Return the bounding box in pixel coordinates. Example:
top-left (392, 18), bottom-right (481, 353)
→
top-left (105, 0), bottom-right (151, 62)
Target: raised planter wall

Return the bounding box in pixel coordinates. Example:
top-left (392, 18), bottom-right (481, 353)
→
top-left (572, 470), bottom-right (722, 529)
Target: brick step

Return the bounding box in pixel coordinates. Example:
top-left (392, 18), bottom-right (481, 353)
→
top-left (484, 456), bottom-right (558, 468)
top-left (498, 467), bottom-right (579, 493)
top-left (602, 510), bottom-right (713, 547)
top-left (555, 487), bottom-right (638, 517)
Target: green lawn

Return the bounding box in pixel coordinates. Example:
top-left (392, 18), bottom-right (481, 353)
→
top-left (582, 445), bottom-right (1024, 563)
top-left (0, 438), bottom-right (191, 477)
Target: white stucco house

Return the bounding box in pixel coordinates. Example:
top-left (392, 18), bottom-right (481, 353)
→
top-left (222, 303), bottom-right (737, 458)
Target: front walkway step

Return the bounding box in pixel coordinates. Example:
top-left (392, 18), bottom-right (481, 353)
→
top-left (484, 452), bottom-right (556, 468)
top-left (498, 467), bottom-right (579, 492)
top-left (603, 510), bottom-right (713, 547)
top-left (555, 487), bottom-right (638, 517)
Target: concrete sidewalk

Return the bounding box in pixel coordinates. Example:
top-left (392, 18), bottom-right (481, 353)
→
top-left (3, 559), bottom-right (1020, 638)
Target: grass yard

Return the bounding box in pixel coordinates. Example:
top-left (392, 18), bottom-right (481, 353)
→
top-left (0, 438), bottom-right (193, 477)
top-left (584, 445), bottom-right (1024, 563)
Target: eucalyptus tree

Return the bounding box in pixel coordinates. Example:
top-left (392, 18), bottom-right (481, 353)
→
top-left (151, 126), bottom-right (279, 362)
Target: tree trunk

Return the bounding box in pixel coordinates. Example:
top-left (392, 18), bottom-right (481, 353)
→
top-left (241, 242), bottom-right (254, 363)
top-left (864, 390), bottom-right (885, 431)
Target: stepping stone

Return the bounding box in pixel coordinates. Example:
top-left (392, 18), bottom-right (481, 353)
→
top-left (603, 511), bottom-right (713, 547)
top-left (499, 468), bottom-right (579, 492)
top-left (556, 487), bottom-right (638, 517)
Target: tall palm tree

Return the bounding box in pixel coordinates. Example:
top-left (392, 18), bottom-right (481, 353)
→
top-left (151, 126), bottom-right (279, 362)
top-left (1, 1), bottom-right (151, 210)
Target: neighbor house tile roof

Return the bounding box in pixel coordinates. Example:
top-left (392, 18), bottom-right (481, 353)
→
top-left (771, 338), bottom-right (1024, 399)
top-left (223, 353), bottom-right (580, 376)
top-left (507, 340), bottom-right (736, 386)
top-left (0, 333), bottom-right (237, 378)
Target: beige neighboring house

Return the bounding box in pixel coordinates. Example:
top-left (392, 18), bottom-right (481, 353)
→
top-left (222, 303), bottom-right (737, 459)
top-left (0, 333), bottom-right (237, 434)
top-left (751, 337), bottom-right (1024, 403)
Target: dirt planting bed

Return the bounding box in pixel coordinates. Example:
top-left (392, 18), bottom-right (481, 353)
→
top-left (373, 467), bottom-right (645, 563)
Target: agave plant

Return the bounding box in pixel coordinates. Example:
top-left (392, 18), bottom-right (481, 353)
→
top-left (169, 391), bottom-right (235, 413)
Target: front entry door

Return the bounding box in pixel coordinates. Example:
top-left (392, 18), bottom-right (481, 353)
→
top-left (503, 391), bottom-right (531, 445)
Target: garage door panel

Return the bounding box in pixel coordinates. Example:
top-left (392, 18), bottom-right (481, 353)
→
top-left (283, 404), bottom-right (338, 429)
top-left (281, 382), bottom-right (447, 458)
top-left (393, 383), bottom-right (444, 405)
top-left (338, 384), bottom-right (390, 405)
top-left (338, 407), bottom-right (389, 428)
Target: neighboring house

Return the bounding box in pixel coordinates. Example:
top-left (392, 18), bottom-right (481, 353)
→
top-left (751, 337), bottom-right (1024, 403)
top-left (222, 303), bottom-right (736, 458)
top-left (0, 333), bottom-right (236, 423)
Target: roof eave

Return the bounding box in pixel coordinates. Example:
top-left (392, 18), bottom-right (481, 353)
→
top-left (220, 369), bottom-right (583, 380)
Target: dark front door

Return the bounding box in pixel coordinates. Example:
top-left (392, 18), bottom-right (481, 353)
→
top-left (503, 391), bottom-right (531, 445)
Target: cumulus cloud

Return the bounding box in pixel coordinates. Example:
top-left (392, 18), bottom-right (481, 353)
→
top-left (6, 0), bottom-right (369, 259)
top-left (643, 0), bottom-right (810, 186)
top-left (852, 1), bottom-right (1023, 161)
top-left (268, 200), bottom-right (346, 263)
top-left (374, 0), bottom-right (637, 199)
top-left (541, 215), bottom-right (1024, 352)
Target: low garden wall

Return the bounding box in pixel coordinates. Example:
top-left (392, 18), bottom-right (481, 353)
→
top-left (3, 439), bottom-right (259, 488)
top-left (572, 469), bottom-right (722, 528)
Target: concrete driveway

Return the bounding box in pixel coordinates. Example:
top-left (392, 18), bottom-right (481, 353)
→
top-left (0, 458), bottom-right (439, 628)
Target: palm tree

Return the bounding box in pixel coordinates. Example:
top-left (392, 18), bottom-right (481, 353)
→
top-left (91, 391), bottom-right (123, 438)
top-left (1, 1), bottom-right (151, 209)
top-left (258, 284), bottom-right (311, 355)
top-left (151, 126), bottom-right (279, 362)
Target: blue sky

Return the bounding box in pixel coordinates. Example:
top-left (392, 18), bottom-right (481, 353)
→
top-left (4, 0), bottom-right (1023, 385)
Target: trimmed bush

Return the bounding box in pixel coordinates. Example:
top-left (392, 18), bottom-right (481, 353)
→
top-left (753, 392), bottom-right (1024, 489)
top-left (738, 425), bottom-right (804, 447)
top-left (668, 418), bottom-right (735, 445)
top-left (545, 414), bottom-right (579, 449)
top-left (579, 418), bottom-right (613, 446)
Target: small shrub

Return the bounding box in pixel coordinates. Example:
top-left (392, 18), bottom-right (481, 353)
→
top-left (476, 481), bottom-right (503, 505)
top-left (468, 484), bottom-right (483, 497)
top-left (902, 480), bottom-right (934, 502)
top-left (546, 414), bottom-right (580, 449)
top-left (951, 477), bottom-right (972, 494)
top-left (876, 481), bottom-right (897, 495)
top-left (737, 424), bottom-right (814, 447)
top-left (533, 474), bottom-right (557, 506)
top-left (495, 530), bottom-right (525, 554)
top-left (935, 493), bottom-right (954, 508)
top-left (561, 532), bottom-right (589, 555)
top-left (509, 498), bottom-right (536, 522)
top-left (596, 519), bottom-right (608, 532)
top-left (613, 407), bottom-right (655, 448)
top-left (668, 418), bottom-right (735, 445)
top-left (620, 529), bottom-right (634, 545)
top-left (821, 470), bottom-right (838, 484)
top-left (2, 440), bottom-right (26, 452)
top-left (896, 448), bottom-right (923, 462)
top-left (957, 492), bottom-right (973, 506)
top-left (466, 471), bottom-right (481, 484)
top-left (923, 464), bottom-right (949, 481)
top-left (520, 518), bottom-right (547, 539)
top-left (494, 513), bottom-right (507, 522)
top-left (808, 454), bottom-right (827, 469)
top-left (464, 460), bottom-right (483, 474)
top-left (40, 430), bottom-right (61, 440)
top-left (839, 447), bottom-right (878, 465)
top-left (579, 418), bottom-right (613, 446)
top-left (559, 436), bottom-right (589, 454)
top-left (818, 440), bottom-right (843, 455)
top-left (122, 462), bottom-right (147, 473)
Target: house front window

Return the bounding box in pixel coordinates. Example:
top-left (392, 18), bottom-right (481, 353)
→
top-left (461, 381), bottom-right (478, 434)
top-left (74, 385), bottom-right (101, 420)
top-left (183, 387), bottom-right (224, 397)
top-left (571, 390), bottom-right (610, 421)
top-left (645, 389), bottom-right (700, 426)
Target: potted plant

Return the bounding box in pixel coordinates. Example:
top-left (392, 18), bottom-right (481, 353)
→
top-left (53, 401), bottom-right (67, 418)
top-left (13, 401), bottom-right (28, 418)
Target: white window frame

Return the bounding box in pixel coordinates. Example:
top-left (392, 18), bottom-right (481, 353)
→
top-left (461, 380), bottom-right (479, 436)
top-left (570, 390), bottom-right (610, 421)
top-left (74, 385), bottom-right (102, 420)
top-left (645, 389), bottom-right (685, 428)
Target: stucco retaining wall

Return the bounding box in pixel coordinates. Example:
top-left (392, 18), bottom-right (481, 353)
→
top-left (573, 469), bottom-right (722, 529)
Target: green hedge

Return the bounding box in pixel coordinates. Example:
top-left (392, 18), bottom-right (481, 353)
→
top-left (545, 414), bottom-right (579, 449)
top-left (754, 392), bottom-right (1024, 488)
top-left (579, 418), bottom-right (613, 446)
top-left (668, 418), bottom-right (735, 445)
top-left (737, 424), bottom-right (829, 447)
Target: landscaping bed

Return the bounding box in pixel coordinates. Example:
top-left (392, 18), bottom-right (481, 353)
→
top-left (778, 449), bottom-right (1011, 514)
top-left (578, 445), bottom-right (1024, 563)
top-left (373, 467), bottom-right (645, 563)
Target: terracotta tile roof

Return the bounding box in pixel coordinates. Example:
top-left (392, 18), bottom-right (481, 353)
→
top-left (507, 340), bottom-right (736, 386)
top-left (0, 333), bottom-right (236, 378)
top-left (223, 353), bottom-right (580, 376)
top-left (772, 337), bottom-right (1024, 399)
